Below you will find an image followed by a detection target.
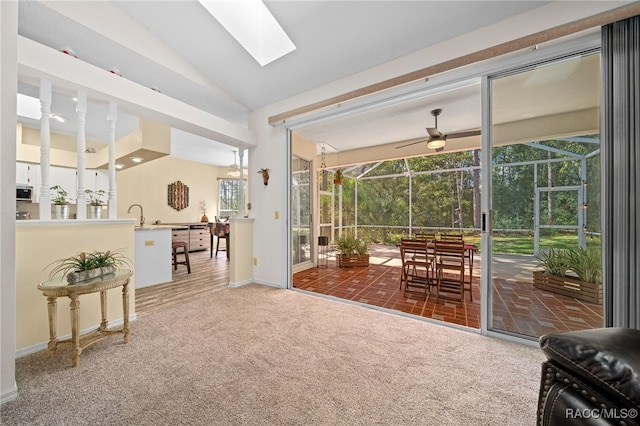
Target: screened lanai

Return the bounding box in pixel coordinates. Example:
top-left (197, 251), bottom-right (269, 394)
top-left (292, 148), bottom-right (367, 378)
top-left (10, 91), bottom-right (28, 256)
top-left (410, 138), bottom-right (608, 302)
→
top-left (292, 45), bottom-right (604, 340)
top-left (295, 135), bottom-right (603, 338)
top-left (321, 137), bottom-right (601, 255)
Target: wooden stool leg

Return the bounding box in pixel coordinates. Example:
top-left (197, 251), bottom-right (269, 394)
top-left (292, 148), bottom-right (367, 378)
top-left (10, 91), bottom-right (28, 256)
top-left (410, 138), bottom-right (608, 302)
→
top-left (172, 246), bottom-right (178, 270)
top-left (184, 247), bottom-right (191, 274)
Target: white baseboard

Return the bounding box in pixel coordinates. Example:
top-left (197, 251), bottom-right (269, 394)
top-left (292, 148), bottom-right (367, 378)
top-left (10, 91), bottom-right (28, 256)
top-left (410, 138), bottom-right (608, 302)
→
top-left (15, 314), bottom-right (137, 358)
top-left (251, 279), bottom-right (286, 289)
top-left (1, 383), bottom-right (18, 404)
top-left (228, 278), bottom-right (253, 288)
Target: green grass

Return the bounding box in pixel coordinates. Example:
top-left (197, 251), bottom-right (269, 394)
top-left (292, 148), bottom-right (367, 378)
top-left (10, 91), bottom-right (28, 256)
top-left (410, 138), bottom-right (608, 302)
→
top-left (373, 231), bottom-right (601, 256)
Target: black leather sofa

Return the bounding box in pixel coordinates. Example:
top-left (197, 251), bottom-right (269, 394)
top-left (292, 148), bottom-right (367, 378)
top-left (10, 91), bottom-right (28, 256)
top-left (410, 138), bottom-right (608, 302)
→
top-left (537, 327), bottom-right (640, 425)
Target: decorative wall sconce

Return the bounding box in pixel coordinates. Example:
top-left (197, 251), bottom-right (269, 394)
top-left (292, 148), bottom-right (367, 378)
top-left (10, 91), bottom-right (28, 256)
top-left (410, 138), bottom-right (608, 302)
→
top-left (258, 168), bottom-right (270, 186)
top-left (168, 181), bottom-right (189, 211)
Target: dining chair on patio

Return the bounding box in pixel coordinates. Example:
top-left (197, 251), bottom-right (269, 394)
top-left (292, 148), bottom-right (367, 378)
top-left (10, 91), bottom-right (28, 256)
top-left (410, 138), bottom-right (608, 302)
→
top-left (440, 233), bottom-right (464, 241)
top-left (415, 232), bottom-right (436, 241)
top-left (400, 239), bottom-right (433, 300)
top-left (434, 240), bottom-right (466, 303)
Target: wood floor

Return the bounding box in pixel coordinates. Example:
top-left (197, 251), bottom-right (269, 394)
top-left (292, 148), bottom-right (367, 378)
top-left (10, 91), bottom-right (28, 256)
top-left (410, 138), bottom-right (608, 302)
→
top-left (134, 248), bottom-right (230, 316)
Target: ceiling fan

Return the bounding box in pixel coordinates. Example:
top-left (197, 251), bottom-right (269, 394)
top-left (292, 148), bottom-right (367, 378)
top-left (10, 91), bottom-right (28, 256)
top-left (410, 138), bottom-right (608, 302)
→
top-left (227, 150), bottom-right (240, 177)
top-left (396, 108), bottom-right (481, 152)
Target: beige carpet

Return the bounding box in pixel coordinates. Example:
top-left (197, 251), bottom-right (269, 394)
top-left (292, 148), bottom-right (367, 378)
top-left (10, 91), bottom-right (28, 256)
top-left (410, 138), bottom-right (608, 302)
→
top-left (1, 284), bottom-right (544, 425)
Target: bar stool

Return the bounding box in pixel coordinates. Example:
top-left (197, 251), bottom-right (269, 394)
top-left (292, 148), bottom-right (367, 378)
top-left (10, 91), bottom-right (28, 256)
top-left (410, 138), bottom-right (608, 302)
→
top-left (172, 241), bottom-right (191, 273)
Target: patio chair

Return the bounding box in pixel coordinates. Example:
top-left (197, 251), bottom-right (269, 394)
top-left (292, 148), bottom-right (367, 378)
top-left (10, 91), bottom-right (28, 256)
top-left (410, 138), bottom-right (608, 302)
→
top-left (440, 233), bottom-right (464, 241)
top-left (415, 232), bottom-right (436, 241)
top-left (434, 240), bottom-right (466, 303)
top-left (400, 239), bottom-right (433, 300)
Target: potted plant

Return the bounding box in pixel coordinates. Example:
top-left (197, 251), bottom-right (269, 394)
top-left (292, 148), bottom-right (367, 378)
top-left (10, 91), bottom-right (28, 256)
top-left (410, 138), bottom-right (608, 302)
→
top-left (46, 249), bottom-right (131, 283)
top-left (50, 185), bottom-right (71, 219)
top-left (85, 189), bottom-right (106, 219)
top-left (334, 233), bottom-right (370, 267)
top-left (333, 169), bottom-right (344, 186)
top-left (533, 246), bottom-right (602, 304)
top-left (200, 200), bottom-right (209, 222)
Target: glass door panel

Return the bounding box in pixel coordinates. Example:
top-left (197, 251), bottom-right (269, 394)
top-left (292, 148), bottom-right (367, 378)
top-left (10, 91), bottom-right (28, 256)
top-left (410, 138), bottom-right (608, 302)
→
top-left (292, 156), bottom-right (312, 267)
top-left (489, 52), bottom-right (603, 339)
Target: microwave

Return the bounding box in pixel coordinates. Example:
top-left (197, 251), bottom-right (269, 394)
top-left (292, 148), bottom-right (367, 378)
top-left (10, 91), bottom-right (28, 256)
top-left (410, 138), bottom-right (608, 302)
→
top-left (16, 185), bottom-right (33, 202)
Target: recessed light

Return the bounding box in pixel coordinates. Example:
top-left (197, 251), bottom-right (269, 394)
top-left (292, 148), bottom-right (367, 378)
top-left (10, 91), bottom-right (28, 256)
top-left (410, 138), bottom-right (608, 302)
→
top-left (130, 157), bottom-right (144, 163)
top-left (50, 114), bottom-right (65, 123)
top-left (16, 93), bottom-right (41, 120)
top-left (115, 164), bottom-right (125, 169)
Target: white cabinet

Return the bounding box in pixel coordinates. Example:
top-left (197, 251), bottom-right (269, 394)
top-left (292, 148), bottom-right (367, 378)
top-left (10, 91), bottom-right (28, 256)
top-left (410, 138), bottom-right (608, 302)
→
top-left (16, 162), bottom-right (33, 185)
top-left (16, 162), bottom-right (109, 205)
top-left (16, 162), bottom-right (41, 202)
top-left (83, 169), bottom-right (109, 192)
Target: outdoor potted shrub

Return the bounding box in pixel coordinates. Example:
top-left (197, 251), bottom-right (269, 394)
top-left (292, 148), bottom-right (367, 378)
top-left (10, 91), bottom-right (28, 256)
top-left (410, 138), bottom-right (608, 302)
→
top-left (335, 233), bottom-right (370, 267)
top-left (46, 249), bottom-right (131, 283)
top-left (85, 189), bottom-right (106, 219)
top-left (533, 246), bottom-right (602, 304)
top-left (50, 185), bottom-right (71, 219)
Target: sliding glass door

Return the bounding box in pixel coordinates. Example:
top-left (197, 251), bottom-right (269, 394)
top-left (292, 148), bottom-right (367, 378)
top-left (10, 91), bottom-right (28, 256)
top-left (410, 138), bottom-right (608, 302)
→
top-left (487, 51), bottom-right (603, 339)
top-left (292, 156), bottom-right (312, 269)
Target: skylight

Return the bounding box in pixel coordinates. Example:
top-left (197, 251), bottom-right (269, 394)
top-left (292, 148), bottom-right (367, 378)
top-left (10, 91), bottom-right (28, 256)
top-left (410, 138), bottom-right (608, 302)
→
top-left (17, 93), bottom-right (41, 120)
top-left (199, 0), bottom-right (296, 66)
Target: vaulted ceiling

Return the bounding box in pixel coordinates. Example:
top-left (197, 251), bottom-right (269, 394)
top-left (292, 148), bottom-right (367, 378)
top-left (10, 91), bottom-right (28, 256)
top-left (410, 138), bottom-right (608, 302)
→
top-left (14, 1), bottom-right (633, 166)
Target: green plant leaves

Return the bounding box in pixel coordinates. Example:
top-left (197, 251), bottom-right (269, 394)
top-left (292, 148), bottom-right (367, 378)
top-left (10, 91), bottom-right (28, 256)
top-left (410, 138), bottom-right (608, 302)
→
top-left (46, 249), bottom-right (131, 279)
top-left (536, 246), bottom-right (601, 284)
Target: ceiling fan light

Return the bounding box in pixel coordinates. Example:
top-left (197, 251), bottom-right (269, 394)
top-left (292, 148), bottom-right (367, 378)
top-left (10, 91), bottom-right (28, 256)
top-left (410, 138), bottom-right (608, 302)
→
top-left (227, 150), bottom-right (241, 177)
top-left (427, 138), bottom-right (446, 150)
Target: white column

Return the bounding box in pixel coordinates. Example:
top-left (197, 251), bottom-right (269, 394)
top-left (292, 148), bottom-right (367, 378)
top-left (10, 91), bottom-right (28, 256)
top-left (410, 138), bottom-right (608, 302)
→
top-left (38, 79), bottom-right (52, 220)
top-left (75, 91), bottom-right (87, 220)
top-left (107, 101), bottom-right (117, 218)
top-left (238, 148), bottom-right (245, 218)
top-left (1, 0), bottom-right (19, 402)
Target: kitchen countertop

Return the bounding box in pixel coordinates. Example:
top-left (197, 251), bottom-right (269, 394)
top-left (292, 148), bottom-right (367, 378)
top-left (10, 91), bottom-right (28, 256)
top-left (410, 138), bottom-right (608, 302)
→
top-left (134, 225), bottom-right (176, 231)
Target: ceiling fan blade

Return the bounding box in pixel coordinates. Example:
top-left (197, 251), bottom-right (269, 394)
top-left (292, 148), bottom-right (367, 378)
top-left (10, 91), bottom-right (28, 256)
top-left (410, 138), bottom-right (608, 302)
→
top-left (445, 129), bottom-right (481, 139)
top-left (426, 127), bottom-right (441, 138)
top-left (395, 138), bottom-right (428, 149)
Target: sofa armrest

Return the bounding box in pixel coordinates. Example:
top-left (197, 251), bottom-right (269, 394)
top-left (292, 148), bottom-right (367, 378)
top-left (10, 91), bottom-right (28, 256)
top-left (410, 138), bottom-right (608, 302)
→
top-left (539, 328), bottom-right (640, 409)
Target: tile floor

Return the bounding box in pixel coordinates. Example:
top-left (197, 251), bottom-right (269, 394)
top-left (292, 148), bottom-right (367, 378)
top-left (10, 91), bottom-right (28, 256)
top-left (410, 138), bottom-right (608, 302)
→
top-left (293, 245), bottom-right (604, 337)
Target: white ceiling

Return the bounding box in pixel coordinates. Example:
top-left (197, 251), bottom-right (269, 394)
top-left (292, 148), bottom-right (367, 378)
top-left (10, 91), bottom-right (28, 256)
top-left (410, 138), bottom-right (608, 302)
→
top-left (14, 1), bottom-right (622, 166)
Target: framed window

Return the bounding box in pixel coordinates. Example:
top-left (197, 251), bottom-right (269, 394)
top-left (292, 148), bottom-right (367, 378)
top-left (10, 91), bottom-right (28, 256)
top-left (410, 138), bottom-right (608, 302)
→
top-left (218, 178), bottom-right (245, 218)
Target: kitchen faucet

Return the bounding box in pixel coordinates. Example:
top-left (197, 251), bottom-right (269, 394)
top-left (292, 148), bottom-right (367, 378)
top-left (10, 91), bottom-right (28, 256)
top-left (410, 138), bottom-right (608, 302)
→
top-left (127, 204), bottom-right (145, 226)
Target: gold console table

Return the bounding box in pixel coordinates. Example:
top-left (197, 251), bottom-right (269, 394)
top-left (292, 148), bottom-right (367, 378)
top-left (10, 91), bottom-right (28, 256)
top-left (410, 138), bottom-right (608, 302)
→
top-left (37, 269), bottom-right (133, 367)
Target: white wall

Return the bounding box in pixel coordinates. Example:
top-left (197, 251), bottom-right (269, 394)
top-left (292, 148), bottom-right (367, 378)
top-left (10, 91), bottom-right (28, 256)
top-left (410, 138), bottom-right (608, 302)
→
top-left (245, 1), bottom-right (625, 290)
top-left (117, 155), bottom-right (243, 225)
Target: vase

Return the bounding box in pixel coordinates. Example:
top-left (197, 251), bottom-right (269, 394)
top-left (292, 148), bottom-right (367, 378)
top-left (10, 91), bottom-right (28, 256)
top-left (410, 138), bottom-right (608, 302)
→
top-left (88, 205), bottom-right (103, 219)
top-left (201, 214), bottom-right (209, 222)
top-left (53, 204), bottom-right (69, 220)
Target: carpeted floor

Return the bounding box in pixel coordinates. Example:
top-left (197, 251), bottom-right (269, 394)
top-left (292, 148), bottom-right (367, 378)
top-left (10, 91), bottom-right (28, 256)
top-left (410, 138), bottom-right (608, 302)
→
top-left (1, 284), bottom-right (545, 425)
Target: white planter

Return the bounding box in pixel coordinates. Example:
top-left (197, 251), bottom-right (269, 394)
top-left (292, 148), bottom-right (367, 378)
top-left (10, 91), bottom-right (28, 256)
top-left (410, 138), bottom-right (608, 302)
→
top-left (53, 204), bottom-right (69, 220)
top-left (88, 205), bottom-right (103, 219)
top-left (66, 265), bottom-right (116, 283)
